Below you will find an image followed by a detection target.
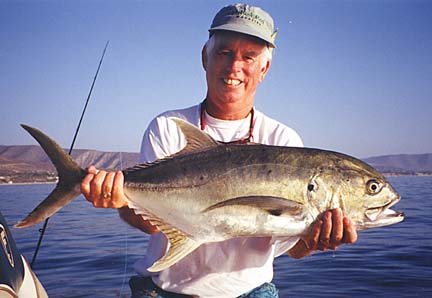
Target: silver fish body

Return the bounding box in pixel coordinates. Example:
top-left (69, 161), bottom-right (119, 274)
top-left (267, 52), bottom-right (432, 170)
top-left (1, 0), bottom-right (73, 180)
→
top-left (15, 118), bottom-right (404, 272)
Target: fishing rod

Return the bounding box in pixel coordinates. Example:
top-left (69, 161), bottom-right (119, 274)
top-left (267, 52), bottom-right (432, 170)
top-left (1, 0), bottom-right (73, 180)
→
top-left (30, 40), bottom-right (110, 268)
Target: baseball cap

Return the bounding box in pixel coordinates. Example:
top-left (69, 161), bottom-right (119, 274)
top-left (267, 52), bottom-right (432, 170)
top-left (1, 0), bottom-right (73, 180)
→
top-left (209, 3), bottom-right (277, 47)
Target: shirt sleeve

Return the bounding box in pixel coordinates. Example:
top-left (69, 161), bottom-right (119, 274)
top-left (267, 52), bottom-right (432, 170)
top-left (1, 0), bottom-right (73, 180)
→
top-left (253, 110), bottom-right (304, 147)
top-left (271, 124), bottom-right (304, 147)
top-left (139, 116), bottom-right (187, 163)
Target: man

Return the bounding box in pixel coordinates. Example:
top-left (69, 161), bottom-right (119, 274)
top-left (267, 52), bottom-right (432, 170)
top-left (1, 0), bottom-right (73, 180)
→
top-left (81, 4), bottom-right (357, 297)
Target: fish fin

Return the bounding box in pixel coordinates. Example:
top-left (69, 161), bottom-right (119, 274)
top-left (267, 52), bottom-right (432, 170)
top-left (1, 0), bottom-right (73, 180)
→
top-left (170, 117), bottom-right (219, 154)
top-left (203, 196), bottom-right (304, 217)
top-left (14, 125), bottom-right (86, 228)
top-left (14, 186), bottom-right (81, 228)
top-left (123, 118), bottom-right (219, 175)
top-left (127, 206), bottom-right (201, 272)
top-left (127, 203), bottom-right (165, 228)
top-left (147, 226), bottom-right (200, 272)
top-left (122, 163), bottom-right (152, 175)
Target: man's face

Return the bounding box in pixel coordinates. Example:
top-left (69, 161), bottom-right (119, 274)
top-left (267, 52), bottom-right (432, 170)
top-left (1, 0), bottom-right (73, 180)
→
top-left (203, 31), bottom-right (270, 111)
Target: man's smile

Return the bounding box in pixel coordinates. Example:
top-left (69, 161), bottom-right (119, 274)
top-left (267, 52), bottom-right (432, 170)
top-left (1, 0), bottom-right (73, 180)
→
top-left (223, 78), bottom-right (242, 86)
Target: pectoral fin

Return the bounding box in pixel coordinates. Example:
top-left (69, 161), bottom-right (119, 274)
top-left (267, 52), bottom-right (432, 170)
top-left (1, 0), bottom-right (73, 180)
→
top-left (147, 227), bottom-right (200, 272)
top-left (203, 196), bottom-right (304, 217)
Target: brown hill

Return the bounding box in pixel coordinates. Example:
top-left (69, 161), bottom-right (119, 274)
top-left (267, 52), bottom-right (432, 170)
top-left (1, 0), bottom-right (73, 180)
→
top-left (0, 145), bottom-right (139, 183)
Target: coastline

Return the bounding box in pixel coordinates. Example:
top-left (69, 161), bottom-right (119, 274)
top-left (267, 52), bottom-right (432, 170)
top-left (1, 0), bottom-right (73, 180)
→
top-left (0, 181), bottom-right (56, 186)
top-left (383, 172), bottom-right (432, 177)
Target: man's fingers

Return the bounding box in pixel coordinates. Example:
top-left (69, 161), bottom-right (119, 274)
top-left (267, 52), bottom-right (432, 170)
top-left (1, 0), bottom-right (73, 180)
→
top-left (80, 166), bottom-right (128, 209)
top-left (112, 171), bottom-right (127, 208)
top-left (87, 165), bottom-right (98, 175)
top-left (304, 219), bottom-right (322, 250)
top-left (81, 173), bottom-right (94, 197)
top-left (330, 208), bottom-right (344, 248)
top-left (319, 211), bottom-right (332, 249)
top-left (88, 170), bottom-right (107, 205)
top-left (81, 166), bottom-right (99, 197)
top-left (297, 208), bottom-right (358, 256)
top-left (342, 217), bottom-right (358, 244)
top-left (102, 172), bottom-right (115, 199)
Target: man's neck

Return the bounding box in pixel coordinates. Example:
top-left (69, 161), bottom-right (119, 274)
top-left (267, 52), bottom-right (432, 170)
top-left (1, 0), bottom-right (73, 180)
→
top-left (204, 98), bottom-right (253, 120)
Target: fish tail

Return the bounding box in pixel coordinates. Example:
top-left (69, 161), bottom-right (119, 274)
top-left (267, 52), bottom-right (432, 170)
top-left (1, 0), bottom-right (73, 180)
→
top-left (14, 125), bottom-right (87, 228)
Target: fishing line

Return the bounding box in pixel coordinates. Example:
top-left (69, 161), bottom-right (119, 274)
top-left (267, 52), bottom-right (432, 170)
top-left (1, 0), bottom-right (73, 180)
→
top-left (119, 219), bottom-right (129, 297)
top-left (30, 41), bottom-right (110, 268)
top-left (118, 151), bottom-right (130, 297)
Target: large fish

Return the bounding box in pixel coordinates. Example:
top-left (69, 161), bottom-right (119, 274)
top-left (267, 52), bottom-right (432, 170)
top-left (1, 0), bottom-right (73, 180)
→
top-left (15, 118), bottom-right (404, 272)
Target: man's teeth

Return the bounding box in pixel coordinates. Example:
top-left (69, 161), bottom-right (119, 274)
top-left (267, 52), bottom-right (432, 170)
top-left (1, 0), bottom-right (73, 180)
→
top-left (224, 79), bottom-right (241, 86)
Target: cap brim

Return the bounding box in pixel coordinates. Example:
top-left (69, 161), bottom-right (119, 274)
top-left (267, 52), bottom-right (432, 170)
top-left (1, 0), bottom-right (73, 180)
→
top-left (209, 24), bottom-right (275, 48)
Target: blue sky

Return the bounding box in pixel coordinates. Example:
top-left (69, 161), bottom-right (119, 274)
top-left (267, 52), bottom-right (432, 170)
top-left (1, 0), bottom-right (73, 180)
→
top-left (1, 0), bottom-right (431, 158)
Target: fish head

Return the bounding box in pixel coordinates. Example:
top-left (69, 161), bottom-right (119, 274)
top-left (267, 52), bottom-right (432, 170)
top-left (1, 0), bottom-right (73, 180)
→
top-left (306, 153), bottom-right (404, 231)
top-left (348, 176), bottom-right (404, 230)
top-left (335, 159), bottom-right (404, 230)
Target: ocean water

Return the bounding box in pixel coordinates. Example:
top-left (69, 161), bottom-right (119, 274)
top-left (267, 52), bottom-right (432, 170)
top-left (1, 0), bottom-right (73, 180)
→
top-left (1, 176), bottom-right (431, 297)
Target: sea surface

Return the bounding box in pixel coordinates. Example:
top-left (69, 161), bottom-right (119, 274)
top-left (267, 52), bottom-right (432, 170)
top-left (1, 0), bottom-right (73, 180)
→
top-left (1, 176), bottom-right (431, 297)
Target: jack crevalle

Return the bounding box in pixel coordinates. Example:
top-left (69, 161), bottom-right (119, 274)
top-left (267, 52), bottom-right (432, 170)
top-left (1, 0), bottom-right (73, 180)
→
top-left (15, 118), bottom-right (404, 272)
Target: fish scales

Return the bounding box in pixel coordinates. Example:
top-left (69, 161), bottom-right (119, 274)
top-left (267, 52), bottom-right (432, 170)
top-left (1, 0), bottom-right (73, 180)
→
top-left (124, 145), bottom-right (311, 241)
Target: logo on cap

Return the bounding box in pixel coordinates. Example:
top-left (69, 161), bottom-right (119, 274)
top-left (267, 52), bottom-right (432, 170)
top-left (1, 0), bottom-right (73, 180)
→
top-left (209, 4), bottom-right (277, 47)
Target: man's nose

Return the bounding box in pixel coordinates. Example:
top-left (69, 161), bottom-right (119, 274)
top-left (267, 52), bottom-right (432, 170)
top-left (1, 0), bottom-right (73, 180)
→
top-left (225, 55), bottom-right (243, 73)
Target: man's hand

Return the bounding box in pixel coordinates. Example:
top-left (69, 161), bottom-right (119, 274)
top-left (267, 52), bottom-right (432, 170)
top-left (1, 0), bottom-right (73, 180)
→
top-left (288, 208), bottom-right (358, 259)
top-left (80, 165), bottom-right (128, 208)
top-left (80, 166), bottom-right (158, 234)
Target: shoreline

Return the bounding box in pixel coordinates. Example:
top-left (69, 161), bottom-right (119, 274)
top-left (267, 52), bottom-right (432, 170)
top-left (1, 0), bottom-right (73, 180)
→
top-left (383, 173), bottom-right (432, 177)
top-left (0, 181), bottom-right (56, 186)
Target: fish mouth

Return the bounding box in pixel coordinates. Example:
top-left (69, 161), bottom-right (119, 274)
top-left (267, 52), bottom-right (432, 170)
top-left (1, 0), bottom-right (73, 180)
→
top-left (360, 196), bottom-right (404, 230)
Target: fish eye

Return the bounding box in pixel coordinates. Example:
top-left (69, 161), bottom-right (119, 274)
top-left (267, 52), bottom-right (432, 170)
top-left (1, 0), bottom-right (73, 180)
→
top-left (366, 180), bottom-right (381, 194)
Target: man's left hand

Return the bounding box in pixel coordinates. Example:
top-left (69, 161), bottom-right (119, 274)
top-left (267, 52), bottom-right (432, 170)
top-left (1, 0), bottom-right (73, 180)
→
top-left (288, 208), bottom-right (358, 259)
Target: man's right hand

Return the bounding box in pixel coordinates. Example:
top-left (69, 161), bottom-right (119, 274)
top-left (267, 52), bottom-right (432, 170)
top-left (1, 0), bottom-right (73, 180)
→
top-left (81, 165), bottom-right (128, 208)
top-left (80, 165), bottom-right (159, 234)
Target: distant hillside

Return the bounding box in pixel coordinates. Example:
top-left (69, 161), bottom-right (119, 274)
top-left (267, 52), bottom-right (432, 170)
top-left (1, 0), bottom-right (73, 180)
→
top-left (0, 145), bottom-right (431, 184)
top-left (363, 153), bottom-right (432, 174)
top-left (0, 145), bottom-right (139, 183)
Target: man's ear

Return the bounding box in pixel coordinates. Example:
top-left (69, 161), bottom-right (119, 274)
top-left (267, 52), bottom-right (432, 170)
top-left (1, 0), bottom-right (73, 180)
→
top-left (259, 59), bottom-right (271, 82)
top-left (201, 45), bottom-right (208, 71)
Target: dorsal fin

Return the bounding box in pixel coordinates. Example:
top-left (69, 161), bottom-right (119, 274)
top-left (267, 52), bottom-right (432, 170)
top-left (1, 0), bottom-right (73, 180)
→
top-left (170, 117), bottom-right (219, 155)
top-left (123, 118), bottom-right (219, 175)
